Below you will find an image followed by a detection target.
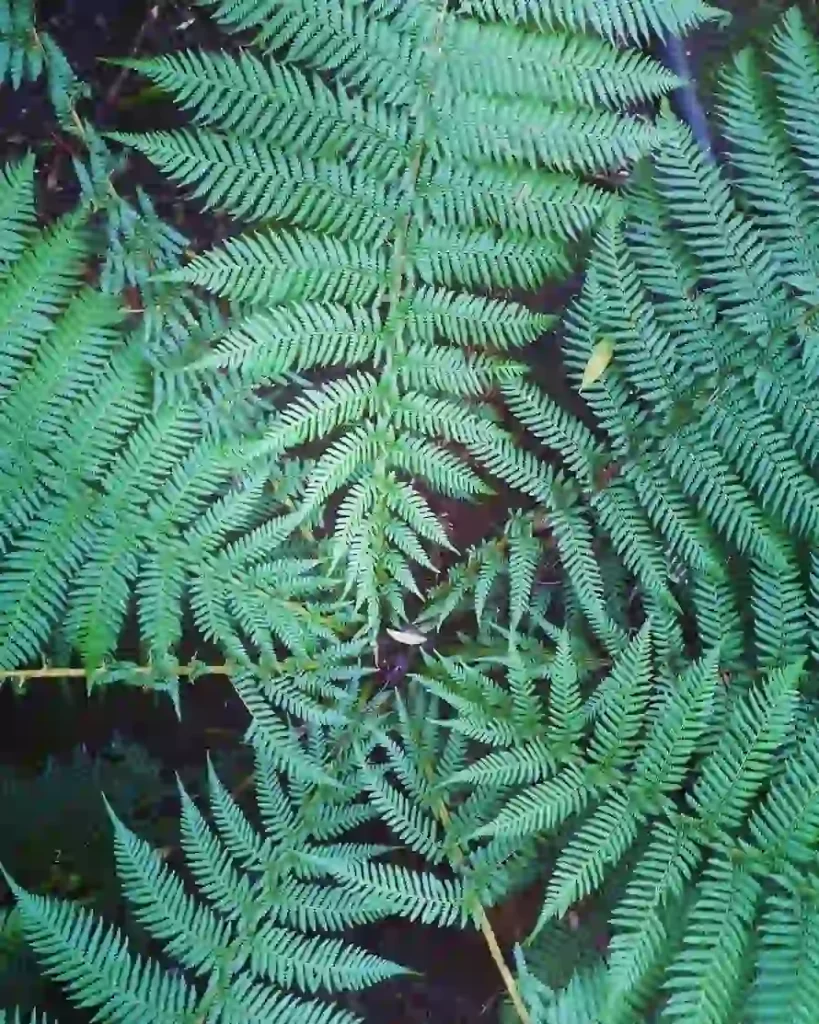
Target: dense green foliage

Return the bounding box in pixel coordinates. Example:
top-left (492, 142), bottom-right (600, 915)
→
top-left (107, 0), bottom-right (702, 633)
top-left (2, 0), bottom-right (819, 1023)
top-left (3, 707), bottom-right (415, 1024)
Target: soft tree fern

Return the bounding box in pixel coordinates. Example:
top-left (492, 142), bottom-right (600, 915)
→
top-left (111, 0), bottom-right (720, 631)
top-left (0, 3), bottom-right (369, 685)
top-left (0, 157), bottom-right (364, 686)
top-left (0, 665), bottom-right (526, 1024)
top-left (411, 616), bottom-right (812, 1024)
top-left (419, 6), bottom-right (819, 678)
top-left (415, 7), bottom-right (819, 1022)
top-left (1, 689), bottom-right (412, 1024)
top-left (550, 4), bottom-right (819, 674)
top-left (11, 4), bottom-right (819, 1024)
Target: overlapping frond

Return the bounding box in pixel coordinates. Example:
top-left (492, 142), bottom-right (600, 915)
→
top-left (7, 4), bottom-right (819, 1024)
top-left (490, 8), bottom-right (819, 684)
top-left (0, 155), bottom-right (36, 269)
top-left (460, 0), bottom-right (724, 43)
top-left (0, 160), bottom-right (362, 681)
top-left (113, 0), bottom-right (696, 627)
top-left (2, 746), bottom-right (406, 1024)
top-left (416, 619), bottom-right (810, 1022)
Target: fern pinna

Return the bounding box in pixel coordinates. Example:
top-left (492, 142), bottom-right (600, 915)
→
top-left (0, 155), bottom-right (368, 688)
top-left (109, 0), bottom-right (723, 632)
top-left (417, 6), bottom-right (819, 681)
top-left (0, 666), bottom-right (514, 1024)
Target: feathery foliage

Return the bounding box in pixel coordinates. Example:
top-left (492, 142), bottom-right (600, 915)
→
top-left (443, 7), bottom-right (819, 1020)
top-left (7, 3), bottom-right (819, 1024)
top-left (0, 661), bottom-right (507, 1024)
top-left (0, 156), bottom-right (369, 692)
top-left (459, 6), bottom-right (819, 681)
top-left (107, 0), bottom-right (721, 630)
top-left (416, 620), bottom-right (811, 1023)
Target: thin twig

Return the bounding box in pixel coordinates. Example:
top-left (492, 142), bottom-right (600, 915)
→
top-left (1, 663), bottom-right (230, 683)
top-left (101, 2), bottom-right (164, 115)
top-left (424, 764), bottom-right (532, 1024)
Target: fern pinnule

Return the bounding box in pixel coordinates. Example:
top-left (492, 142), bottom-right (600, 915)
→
top-left (0, 155), bottom-right (36, 268)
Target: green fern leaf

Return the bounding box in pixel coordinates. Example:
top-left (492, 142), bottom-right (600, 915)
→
top-left (750, 868), bottom-right (819, 1024)
top-left (247, 921), bottom-right (407, 993)
top-left (317, 858), bottom-right (467, 928)
top-left (536, 791), bottom-right (644, 932)
top-left (662, 858), bottom-right (761, 1024)
top-left (688, 661), bottom-right (801, 834)
top-left (474, 762), bottom-right (593, 842)
top-left (115, 0), bottom-right (685, 621)
top-left (3, 877), bottom-right (198, 1023)
top-left (606, 817), bottom-right (703, 1009)
top-left (0, 155), bottom-right (36, 268)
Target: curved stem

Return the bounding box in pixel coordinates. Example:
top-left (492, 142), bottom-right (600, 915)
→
top-left (656, 33), bottom-right (715, 160)
top-left (423, 761), bottom-right (532, 1024)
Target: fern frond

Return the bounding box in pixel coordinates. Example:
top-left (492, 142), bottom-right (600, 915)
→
top-left (0, 155), bottom-right (36, 269)
top-left (188, 304), bottom-right (381, 382)
top-left (536, 791), bottom-right (643, 931)
top-left (548, 500), bottom-right (628, 654)
top-left (473, 762), bottom-right (592, 842)
top-left (586, 624), bottom-right (653, 773)
top-left (116, 0), bottom-right (684, 624)
top-left (406, 286), bottom-right (553, 349)
top-left (545, 631), bottom-right (584, 753)
top-left (751, 559), bottom-right (809, 669)
top-left (630, 650), bottom-right (721, 807)
top-left (317, 858), bottom-right (467, 928)
top-left (462, 0), bottom-right (723, 43)
top-left (750, 869), bottom-right (819, 1024)
top-left (169, 229), bottom-right (387, 306)
top-left (606, 817), bottom-right (703, 1009)
top-left (357, 762), bottom-right (445, 864)
top-left (746, 721), bottom-right (819, 870)
top-left (662, 857), bottom-right (761, 1024)
top-left (114, 130), bottom-right (396, 241)
top-left (247, 921), bottom-right (406, 993)
top-left (446, 20), bottom-right (681, 106)
top-left (106, 802), bottom-right (232, 974)
top-left (442, 739), bottom-right (557, 791)
top-left (114, 49), bottom-right (407, 172)
top-left (0, 0), bottom-right (42, 88)
top-left (0, 214), bottom-right (89, 397)
top-left (719, 45), bottom-right (819, 283)
top-left (3, 879), bottom-right (198, 1024)
top-left (652, 115), bottom-right (788, 339)
top-left (688, 661), bottom-right (801, 834)
top-left (753, 358), bottom-right (819, 470)
top-left (1, 288), bottom-right (125, 465)
top-left (768, 7), bottom-right (819, 204)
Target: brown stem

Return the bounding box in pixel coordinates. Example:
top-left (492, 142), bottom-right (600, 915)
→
top-left (1, 663), bottom-right (231, 683)
top-left (101, 2), bottom-right (164, 115)
top-left (425, 767), bottom-right (531, 1024)
top-left (478, 910), bottom-right (532, 1024)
